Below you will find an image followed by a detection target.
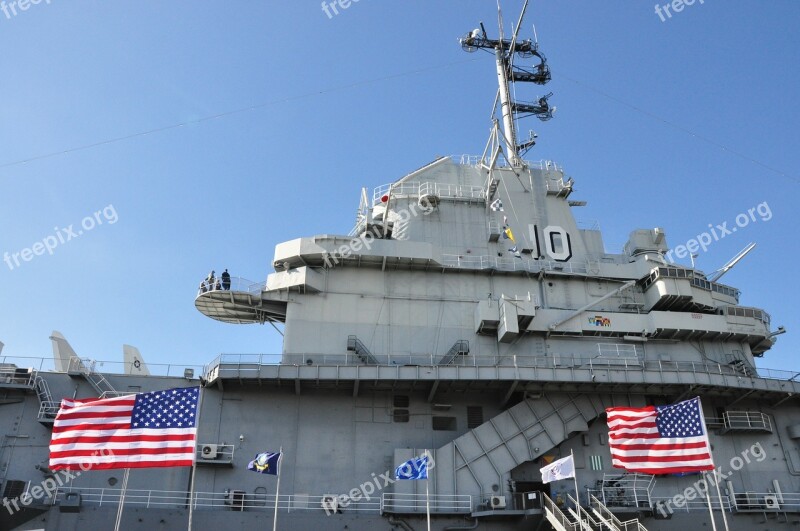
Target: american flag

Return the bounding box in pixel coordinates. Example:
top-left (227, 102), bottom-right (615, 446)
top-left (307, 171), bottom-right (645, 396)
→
top-left (49, 387), bottom-right (200, 470)
top-left (606, 397), bottom-right (714, 475)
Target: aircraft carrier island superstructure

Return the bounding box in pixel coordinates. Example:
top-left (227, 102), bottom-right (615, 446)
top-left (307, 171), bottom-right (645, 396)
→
top-left (1, 4), bottom-right (798, 531)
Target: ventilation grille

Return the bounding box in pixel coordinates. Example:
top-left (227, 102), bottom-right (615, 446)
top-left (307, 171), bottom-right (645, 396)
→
top-left (2, 480), bottom-right (25, 500)
top-left (467, 406), bottom-right (484, 428)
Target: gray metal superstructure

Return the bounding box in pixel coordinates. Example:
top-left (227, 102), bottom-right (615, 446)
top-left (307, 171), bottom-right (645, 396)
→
top-left (1, 4), bottom-right (797, 531)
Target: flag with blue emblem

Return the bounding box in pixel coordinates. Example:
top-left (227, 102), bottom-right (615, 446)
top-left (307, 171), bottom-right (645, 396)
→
top-left (395, 454), bottom-right (429, 480)
top-left (248, 451), bottom-right (282, 475)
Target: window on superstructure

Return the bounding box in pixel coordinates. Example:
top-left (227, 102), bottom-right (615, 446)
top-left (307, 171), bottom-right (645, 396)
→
top-left (393, 395), bottom-right (410, 423)
top-left (432, 416), bottom-right (457, 431)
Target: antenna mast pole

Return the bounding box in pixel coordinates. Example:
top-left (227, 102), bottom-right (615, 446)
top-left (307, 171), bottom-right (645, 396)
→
top-left (460, 0), bottom-right (554, 167)
top-left (495, 47), bottom-right (520, 166)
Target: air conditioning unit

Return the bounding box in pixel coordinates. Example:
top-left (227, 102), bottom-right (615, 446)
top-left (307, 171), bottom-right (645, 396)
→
top-left (489, 495), bottom-right (506, 509)
top-left (764, 495), bottom-right (780, 510)
top-left (200, 444), bottom-right (218, 459)
top-left (321, 494), bottom-right (339, 513)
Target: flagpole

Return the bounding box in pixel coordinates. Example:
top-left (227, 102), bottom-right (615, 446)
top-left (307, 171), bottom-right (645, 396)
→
top-left (698, 399), bottom-right (730, 531)
top-left (697, 399), bottom-right (719, 531)
top-left (570, 449), bottom-right (582, 526)
top-left (273, 446), bottom-right (283, 531)
top-left (187, 462), bottom-right (198, 531)
top-left (711, 467), bottom-right (730, 531)
top-left (113, 467), bottom-right (130, 531)
top-left (425, 477), bottom-right (431, 531)
top-left (188, 385), bottom-right (205, 531)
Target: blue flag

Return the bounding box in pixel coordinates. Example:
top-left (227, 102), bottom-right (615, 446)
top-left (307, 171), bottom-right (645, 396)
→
top-left (395, 455), bottom-right (429, 480)
top-left (248, 451), bottom-right (281, 475)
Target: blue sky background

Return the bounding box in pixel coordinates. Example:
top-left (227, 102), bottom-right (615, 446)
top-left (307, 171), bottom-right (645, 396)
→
top-left (1, 1), bottom-right (797, 374)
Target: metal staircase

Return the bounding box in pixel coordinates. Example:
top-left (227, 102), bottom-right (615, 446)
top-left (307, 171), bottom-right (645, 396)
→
top-left (567, 494), bottom-right (603, 531)
top-left (69, 357), bottom-right (117, 397)
top-left (438, 340), bottom-right (469, 365)
top-left (543, 492), bottom-right (579, 531)
top-left (33, 375), bottom-right (59, 425)
top-left (590, 494), bottom-right (649, 531)
top-left (346, 335), bottom-right (379, 365)
top-left (543, 492), bottom-right (650, 531)
top-left (431, 394), bottom-right (611, 497)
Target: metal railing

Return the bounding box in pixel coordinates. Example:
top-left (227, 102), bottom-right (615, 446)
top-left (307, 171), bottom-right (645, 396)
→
top-left (567, 494), bottom-right (604, 530)
top-left (205, 352), bottom-right (799, 382)
top-left (722, 411), bottom-right (772, 432)
top-left (371, 181), bottom-right (485, 206)
top-left (597, 343), bottom-right (642, 359)
top-left (0, 355), bottom-right (204, 380)
top-left (457, 154), bottom-right (564, 172)
top-left (196, 276), bottom-right (265, 297)
top-left (381, 493), bottom-right (472, 514)
top-left (11, 350), bottom-right (797, 388)
top-left (545, 177), bottom-right (573, 195)
top-left (577, 220), bottom-right (600, 231)
top-left (441, 254), bottom-right (590, 275)
top-left (34, 375), bottom-right (58, 420)
top-left (589, 494), bottom-right (647, 531)
top-left (70, 358), bottom-right (117, 396)
top-left (512, 490), bottom-right (543, 511)
top-left (640, 267), bottom-right (741, 302)
top-left (731, 491), bottom-right (800, 512)
top-left (0, 365), bottom-right (35, 387)
top-left (651, 494), bottom-right (733, 513)
top-left (589, 473), bottom-right (654, 512)
top-left (542, 492), bottom-right (579, 531)
top-left (37, 400), bottom-right (61, 420)
top-left (52, 487), bottom-right (476, 514)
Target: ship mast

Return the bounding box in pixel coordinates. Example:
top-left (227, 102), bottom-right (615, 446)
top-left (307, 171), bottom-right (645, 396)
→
top-left (460, 0), bottom-right (555, 167)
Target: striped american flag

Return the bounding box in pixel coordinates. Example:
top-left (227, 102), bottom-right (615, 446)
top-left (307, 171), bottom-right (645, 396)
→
top-left (606, 397), bottom-right (714, 475)
top-left (49, 387), bottom-right (200, 470)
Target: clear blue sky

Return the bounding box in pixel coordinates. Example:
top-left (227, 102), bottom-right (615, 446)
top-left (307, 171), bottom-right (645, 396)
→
top-left (1, 1), bottom-right (797, 373)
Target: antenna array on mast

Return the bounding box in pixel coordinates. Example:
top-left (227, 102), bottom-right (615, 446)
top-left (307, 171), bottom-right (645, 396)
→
top-left (460, 1), bottom-right (555, 166)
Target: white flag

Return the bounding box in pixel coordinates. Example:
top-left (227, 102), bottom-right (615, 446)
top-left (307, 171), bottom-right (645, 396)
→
top-left (540, 455), bottom-right (575, 484)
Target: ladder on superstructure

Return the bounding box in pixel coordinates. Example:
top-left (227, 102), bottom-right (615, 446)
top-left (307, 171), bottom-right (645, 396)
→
top-left (68, 357), bottom-right (118, 397)
top-left (33, 374), bottom-right (59, 424)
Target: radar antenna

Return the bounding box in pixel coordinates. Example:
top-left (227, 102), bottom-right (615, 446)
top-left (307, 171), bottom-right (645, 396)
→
top-left (460, 0), bottom-right (554, 166)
